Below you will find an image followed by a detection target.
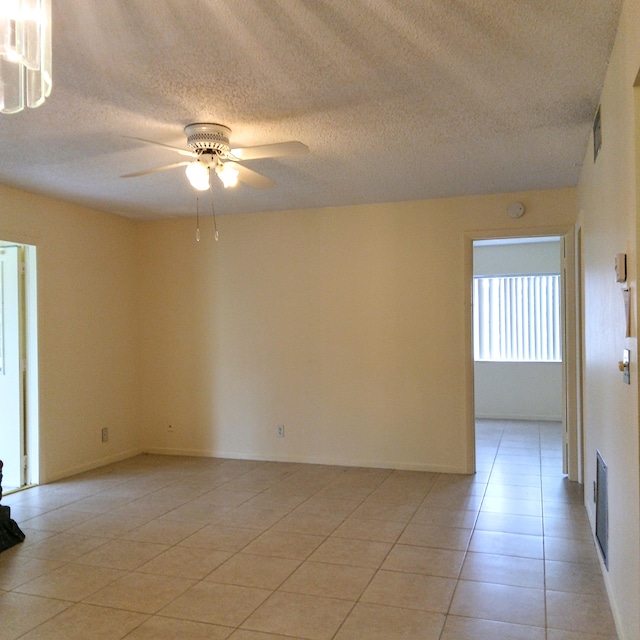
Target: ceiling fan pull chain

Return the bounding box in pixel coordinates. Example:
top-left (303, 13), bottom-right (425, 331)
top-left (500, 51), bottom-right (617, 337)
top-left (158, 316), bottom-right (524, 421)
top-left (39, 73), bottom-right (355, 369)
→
top-left (195, 197), bottom-right (201, 242)
top-left (211, 189), bottom-right (219, 241)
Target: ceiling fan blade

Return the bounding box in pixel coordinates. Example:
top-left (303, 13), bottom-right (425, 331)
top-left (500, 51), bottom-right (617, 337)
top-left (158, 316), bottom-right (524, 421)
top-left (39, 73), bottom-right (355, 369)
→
top-left (230, 141), bottom-right (309, 161)
top-left (124, 136), bottom-right (197, 158)
top-left (121, 161), bottom-right (190, 178)
top-left (226, 161), bottom-right (275, 189)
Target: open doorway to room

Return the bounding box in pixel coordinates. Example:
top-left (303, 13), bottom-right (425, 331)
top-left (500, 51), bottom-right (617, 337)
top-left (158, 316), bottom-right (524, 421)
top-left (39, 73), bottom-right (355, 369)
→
top-left (0, 241), bottom-right (39, 492)
top-left (469, 233), bottom-right (579, 482)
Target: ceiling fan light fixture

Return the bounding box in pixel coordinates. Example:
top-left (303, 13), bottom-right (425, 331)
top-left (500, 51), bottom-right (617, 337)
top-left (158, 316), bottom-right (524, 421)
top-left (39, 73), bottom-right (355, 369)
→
top-left (216, 163), bottom-right (239, 188)
top-left (185, 159), bottom-right (210, 191)
top-left (0, 0), bottom-right (52, 114)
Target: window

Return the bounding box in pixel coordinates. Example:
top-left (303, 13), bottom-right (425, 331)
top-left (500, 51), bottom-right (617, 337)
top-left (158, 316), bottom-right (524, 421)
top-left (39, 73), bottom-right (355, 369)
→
top-left (473, 274), bottom-right (561, 362)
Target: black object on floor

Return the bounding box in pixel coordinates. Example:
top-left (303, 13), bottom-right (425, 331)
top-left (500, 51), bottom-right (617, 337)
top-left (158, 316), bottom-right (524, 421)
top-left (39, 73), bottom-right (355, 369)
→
top-left (0, 460), bottom-right (26, 553)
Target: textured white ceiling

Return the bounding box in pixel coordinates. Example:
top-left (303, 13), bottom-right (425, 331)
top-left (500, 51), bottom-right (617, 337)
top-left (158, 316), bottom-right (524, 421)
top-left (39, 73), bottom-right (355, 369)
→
top-left (0, 1), bottom-right (622, 219)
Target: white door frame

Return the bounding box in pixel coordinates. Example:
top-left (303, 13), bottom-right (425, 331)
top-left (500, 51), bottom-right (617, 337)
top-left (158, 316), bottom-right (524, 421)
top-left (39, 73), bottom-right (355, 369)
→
top-left (464, 224), bottom-right (581, 482)
top-left (0, 240), bottom-right (39, 488)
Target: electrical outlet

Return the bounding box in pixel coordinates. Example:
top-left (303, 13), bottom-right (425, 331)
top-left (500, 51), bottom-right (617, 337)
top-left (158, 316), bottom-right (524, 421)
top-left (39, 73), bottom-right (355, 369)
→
top-left (277, 424), bottom-right (285, 438)
top-left (101, 427), bottom-right (109, 442)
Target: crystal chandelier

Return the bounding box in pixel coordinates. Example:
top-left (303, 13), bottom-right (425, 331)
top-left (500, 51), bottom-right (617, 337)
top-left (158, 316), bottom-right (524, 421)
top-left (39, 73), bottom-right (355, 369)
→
top-left (0, 0), bottom-right (52, 114)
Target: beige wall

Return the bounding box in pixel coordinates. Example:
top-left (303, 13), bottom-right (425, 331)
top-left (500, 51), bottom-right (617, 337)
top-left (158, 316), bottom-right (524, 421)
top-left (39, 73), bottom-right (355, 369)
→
top-left (138, 189), bottom-right (575, 473)
top-left (577, 0), bottom-right (640, 637)
top-left (0, 185), bottom-right (141, 482)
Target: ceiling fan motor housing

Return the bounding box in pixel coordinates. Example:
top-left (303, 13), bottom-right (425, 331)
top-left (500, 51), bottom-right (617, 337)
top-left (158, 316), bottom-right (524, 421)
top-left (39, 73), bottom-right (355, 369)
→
top-left (185, 123), bottom-right (231, 156)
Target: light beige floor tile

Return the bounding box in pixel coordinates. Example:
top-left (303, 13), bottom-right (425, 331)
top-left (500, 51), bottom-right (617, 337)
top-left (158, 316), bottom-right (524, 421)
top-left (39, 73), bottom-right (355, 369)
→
top-left (469, 530), bottom-right (544, 558)
top-left (398, 522), bottom-right (472, 551)
top-left (308, 537), bottom-right (392, 568)
top-left (122, 616), bottom-right (232, 640)
top-left (488, 473), bottom-right (542, 488)
top-left (48, 494), bottom-right (131, 514)
top-left (179, 524), bottom-right (262, 552)
top-left (543, 514), bottom-right (592, 540)
top-left (19, 532), bottom-right (109, 562)
top-left (410, 506), bottom-right (478, 528)
top-left (84, 571), bottom-right (196, 613)
top-left (461, 552), bottom-right (544, 588)
top-left (271, 511), bottom-right (345, 536)
top-left (216, 507), bottom-right (286, 530)
top-left (196, 489), bottom-right (259, 507)
top-left (333, 602), bottom-right (444, 639)
top-left (440, 615), bottom-right (545, 640)
top-left (331, 517), bottom-right (405, 543)
top-left (420, 493), bottom-right (484, 511)
top-left (241, 591), bottom-right (354, 640)
top-left (17, 603), bottom-right (146, 640)
top-left (546, 590), bottom-right (618, 636)
top-left (545, 559), bottom-right (609, 594)
top-left (541, 477), bottom-right (584, 504)
top-left (0, 557), bottom-right (62, 591)
top-left (161, 502), bottom-right (234, 523)
top-left (543, 502), bottom-right (590, 519)
top-left (311, 485), bottom-right (375, 503)
top-left (295, 496), bottom-right (362, 517)
top-left (242, 530), bottom-right (326, 560)
top-left (160, 581), bottom-right (272, 626)
top-left (280, 561), bottom-right (375, 600)
top-left (18, 508), bottom-right (99, 533)
top-left (228, 630), bottom-right (305, 639)
top-left (67, 512), bottom-right (152, 538)
top-left (381, 544), bottom-right (464, 578)
top-left (449, 580), bottom-right (545, 627)
top-left (361, 570), bottom-right (456, 613)
top-left (206, 553), bottom-right (301, 589)
top-left (0, 592), bottom-right (71, 640)
top-left (15, 562), bottom-right (125, 601)
top-left (474, 511), bottom-right (543, 536)
top-left (123, 516), bottom-right (205, 545)
top-left (75, 538), bottom-right (169, 570)
top-left (544, 536), bottom-right (599, 563)
top-left (481, 497), bottom-right (542, 517)
top-left (351, 500), bottom-right (417, 522)
top-left (546, 629), bottom-right (618, 640)
top-left (137, 545), bottom-right (231, 579)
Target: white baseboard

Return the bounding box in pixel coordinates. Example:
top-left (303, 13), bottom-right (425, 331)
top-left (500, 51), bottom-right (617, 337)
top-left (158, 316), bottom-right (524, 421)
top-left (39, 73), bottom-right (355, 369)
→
top-left (142, 446), bottom-right (468, 474)
top-left (41, 448), bottom-right (143, 484)
top-left (475, 413), bottom-right (562, 422)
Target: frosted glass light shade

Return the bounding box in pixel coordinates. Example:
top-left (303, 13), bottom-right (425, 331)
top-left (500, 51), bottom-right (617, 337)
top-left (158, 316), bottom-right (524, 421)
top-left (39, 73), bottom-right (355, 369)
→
top-left (185, 160), bottom-right (211, 191)
top-left (216, 163), bottom-right (239, 188)
top-left (0, 0), bottom-right (52, 114)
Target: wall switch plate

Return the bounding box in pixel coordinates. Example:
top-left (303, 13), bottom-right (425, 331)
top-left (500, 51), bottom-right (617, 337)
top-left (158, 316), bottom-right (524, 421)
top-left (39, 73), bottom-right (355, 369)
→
top-left (622, 349), bottom-right (630, 385)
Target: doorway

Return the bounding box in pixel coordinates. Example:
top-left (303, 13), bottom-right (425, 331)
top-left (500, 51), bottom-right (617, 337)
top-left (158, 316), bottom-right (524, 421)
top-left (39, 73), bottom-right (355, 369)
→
top-left (465, 228), bottom-right (580, 482)
top-left (0, 241), bottom-right (38, 491)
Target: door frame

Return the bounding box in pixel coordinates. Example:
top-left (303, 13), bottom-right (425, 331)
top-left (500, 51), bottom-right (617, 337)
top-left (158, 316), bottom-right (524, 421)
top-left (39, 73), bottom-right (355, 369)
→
top-left (464, 224), bottom-right (581, 482)
top-left (0, 240), bottom-right (39, 488)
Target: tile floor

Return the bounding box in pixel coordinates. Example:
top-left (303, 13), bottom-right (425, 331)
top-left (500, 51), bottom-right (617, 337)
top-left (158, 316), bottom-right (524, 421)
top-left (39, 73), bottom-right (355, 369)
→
top-left (0, 420), bottom-right (618, 639)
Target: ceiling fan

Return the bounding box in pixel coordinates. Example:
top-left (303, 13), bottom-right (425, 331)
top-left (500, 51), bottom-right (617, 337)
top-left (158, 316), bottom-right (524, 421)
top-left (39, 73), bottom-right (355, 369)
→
top-left (122, 123), bottom-right (309, 191)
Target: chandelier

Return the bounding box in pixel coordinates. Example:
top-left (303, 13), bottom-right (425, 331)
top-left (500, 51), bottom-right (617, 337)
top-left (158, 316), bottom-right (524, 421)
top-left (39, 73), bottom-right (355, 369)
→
top-left (0, 0), bottom-right (52, 114)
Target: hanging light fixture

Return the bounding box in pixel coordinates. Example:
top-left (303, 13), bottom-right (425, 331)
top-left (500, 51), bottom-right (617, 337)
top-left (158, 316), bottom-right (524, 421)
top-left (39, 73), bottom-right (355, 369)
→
top-left (0, 0), bottom-right (52, 114)
top-left (185, 159), bottom-right (210, 191)
top-left (215, 163), bottom-right (239, 189)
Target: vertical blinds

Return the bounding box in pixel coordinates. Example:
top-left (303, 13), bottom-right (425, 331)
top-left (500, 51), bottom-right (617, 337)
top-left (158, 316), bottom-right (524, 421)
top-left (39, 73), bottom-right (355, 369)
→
top-left (473, 275), bottom-right (561, 362)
